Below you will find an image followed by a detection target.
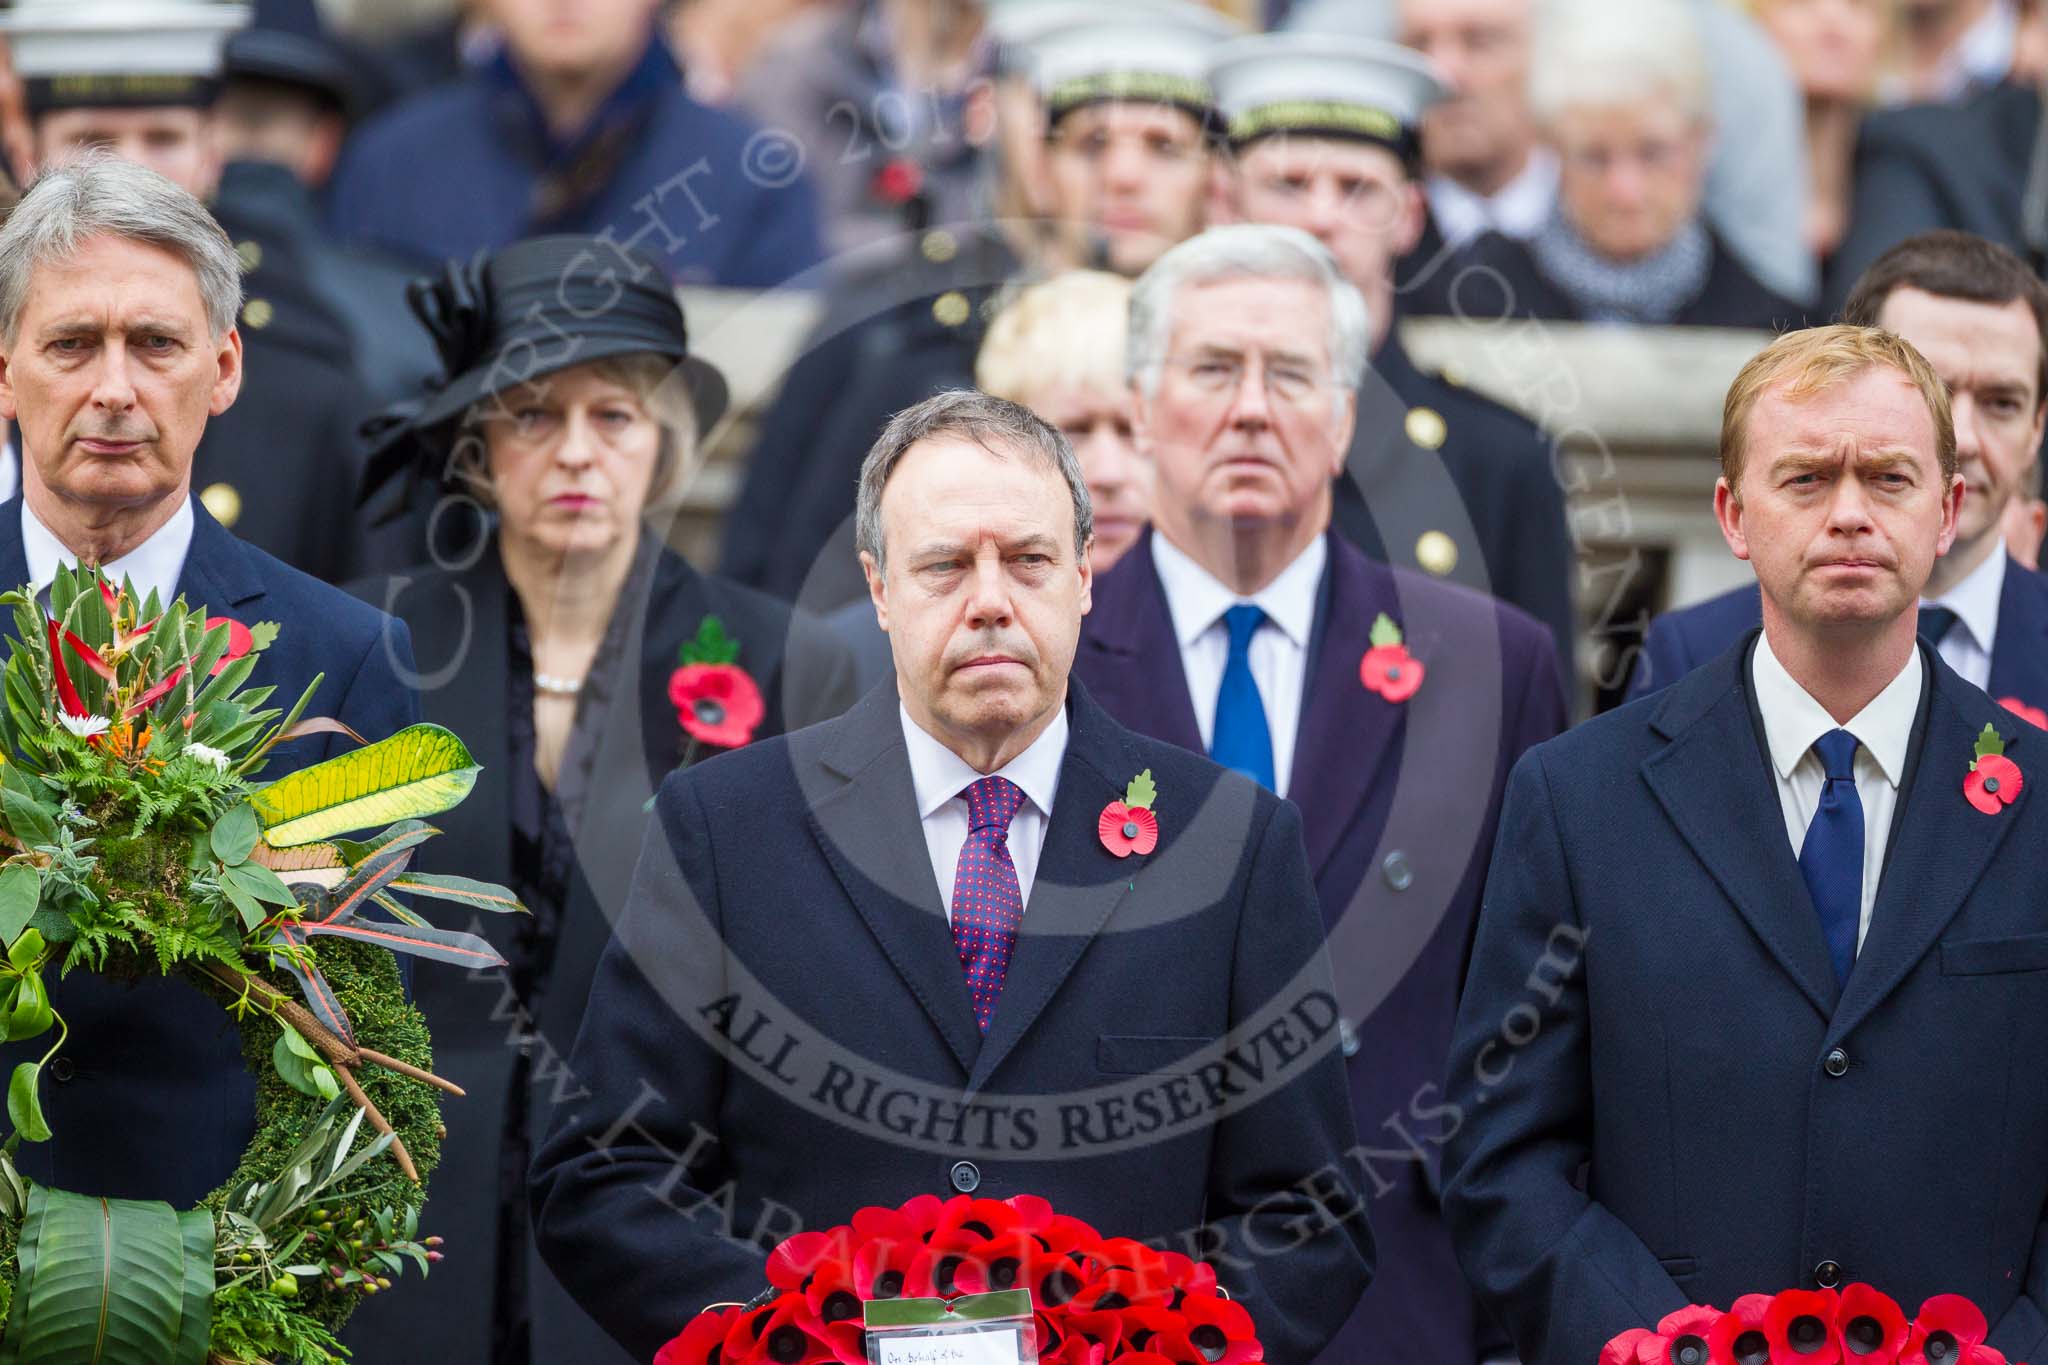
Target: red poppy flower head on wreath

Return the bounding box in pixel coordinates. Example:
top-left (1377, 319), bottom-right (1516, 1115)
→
top-left (656, 1193), bottom-right (1265, 1365)
top-left (1600, 1285), bottom-right (2015, 1365)
top-left (670, 614), bottom-right (764, 751)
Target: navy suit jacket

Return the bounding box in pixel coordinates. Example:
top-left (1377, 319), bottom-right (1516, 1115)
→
top-left (343, 535), bottom-right (854, 1365)
top-left (1073, 530), bottom-right (1566, 1365)
top-left (0, 494), bottom-right (419, 1205)
top-left (1628, 559), bottom-right (2048, 710)
top-left (1445, 634), bottom-right (2048, 1365)
top-left (530, 681), bottom-right (1373, 1365)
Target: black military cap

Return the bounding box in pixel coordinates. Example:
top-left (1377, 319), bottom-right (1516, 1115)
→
top-left (221, 0), bottom-right (359, 116)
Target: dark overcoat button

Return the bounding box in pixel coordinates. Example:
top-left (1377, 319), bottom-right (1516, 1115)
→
top-left (1815, 1259), bottom-right (1842, 1287)
top-left (1823, 1048), bottom-right (1848, 1077)
top-left (950, 1160), bottom-right (980, 1193)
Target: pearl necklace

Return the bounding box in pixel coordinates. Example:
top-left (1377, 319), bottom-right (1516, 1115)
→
top-left (533, 673), bottom-right (584, 696)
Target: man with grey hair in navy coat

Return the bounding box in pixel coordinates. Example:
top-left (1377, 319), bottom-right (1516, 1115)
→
top-left (535, 388), bottom-right (1373, 1364)
top-left (0, 152), bottom-right (418, 1206)
top-left (1073, 223), bottom-right (1565, 1365)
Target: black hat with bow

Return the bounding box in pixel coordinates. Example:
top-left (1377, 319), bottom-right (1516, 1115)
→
top-left (360, 234), bottom-right (730, 504)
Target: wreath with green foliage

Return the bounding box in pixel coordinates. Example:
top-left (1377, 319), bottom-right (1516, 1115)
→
top-left (0, 568), bottom-right (521, 1365)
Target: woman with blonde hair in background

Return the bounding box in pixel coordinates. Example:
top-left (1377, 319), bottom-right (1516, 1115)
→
top-left (831, 269), bottom-right (1153, 689)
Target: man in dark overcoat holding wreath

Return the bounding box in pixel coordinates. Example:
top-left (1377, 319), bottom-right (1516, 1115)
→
top-left (0, 154), bottom-right (417, 1204)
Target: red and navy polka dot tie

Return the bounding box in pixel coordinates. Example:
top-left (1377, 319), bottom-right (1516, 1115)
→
top-left (951, 776), bottom-right (1027, 1033)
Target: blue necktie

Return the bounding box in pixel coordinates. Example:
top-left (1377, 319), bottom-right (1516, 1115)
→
top-left (1210, 604), bottom-right (1275, 790)
top-left (1798, 729), bottom-right (1863, 987)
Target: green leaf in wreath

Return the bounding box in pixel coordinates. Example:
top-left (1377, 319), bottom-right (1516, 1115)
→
top-left (0, 866), bottom-right (40, 949)
top-left (6, 929), bottom-right (42, 975)
top-left (249, 724), bottom-right (480, 847)
top-left (219, 878), bottom-right (267, 934)
top-left (6, 1063), bottom-right (47, 1143)
top-left (224, 862), bottom-right (299, 909)
top-left (0, 792), bottom-right (54, 853)
top-left (271, 1027), bottom-right (339, 1101)
top-left (387, 872), bottom-right (527, 915)
top-left (21, 907), bottom-right (72, 946)
top-left (0, 1186), bottom-right (213, 1365)
top-left (210, 802), bottom-right (261, 866)
top-left (2, 977), bottom-right (48, 1045)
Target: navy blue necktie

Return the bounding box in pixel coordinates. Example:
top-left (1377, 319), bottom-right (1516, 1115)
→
top-left (1918, 604), bottom-right (1958, 646)
top-left (1798, 728), bottom-right (1863, 987)
top-left (1210, 604), bottom-right (1275, 791)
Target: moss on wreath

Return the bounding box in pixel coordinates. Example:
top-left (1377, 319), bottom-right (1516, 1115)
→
top-left (0, 936), bottom-right (445, 1346)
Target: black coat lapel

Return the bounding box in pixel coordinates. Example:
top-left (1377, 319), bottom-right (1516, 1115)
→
top-left (1288, 539), bottom-right (1405, 879)
top-left (806, 686), bottom-right (983, 1074)
top-left (0, 497), bottom-right (26, 593)
top-left (966, 684), bottom-right (1138, 1092)
top-left (1641, 639), bottom-right (1841, 1020)
top-left (1831, 655), bottom-right (2030, 1040)
top-left (176, 498), bottom-right (267, 613)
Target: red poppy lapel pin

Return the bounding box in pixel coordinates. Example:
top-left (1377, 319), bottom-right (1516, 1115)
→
top-left (1360, 612), bottom-right (1425, 703)
top-left (669, 614), bottom-right (764, 754)
top-left (1099, 768), bottom-right (1159, 858)
top-left (1965, 722), bottom-right (2024, 815)
top-left (1999, 696), bottom-right (2048, 729)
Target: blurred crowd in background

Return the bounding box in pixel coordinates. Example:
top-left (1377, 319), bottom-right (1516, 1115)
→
top-left (0, 0), bottom-right (2039, 688)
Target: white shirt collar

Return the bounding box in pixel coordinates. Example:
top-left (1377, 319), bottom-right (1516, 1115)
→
top-left (1427, 146), bottom-right (1560, 248)
top-left (1925, 538), bottom-right (2007, 657)
top-left (21, 494), bottom-right (194, 608)
top-left (1150, 531), bottom-right (1326, 653)
top-left (1752, 629), bottom-right (1922, 789)
top-left (1955, 0), bottom-right (2018, 91)
top-left (899, 699), bottom-right (1069, 823)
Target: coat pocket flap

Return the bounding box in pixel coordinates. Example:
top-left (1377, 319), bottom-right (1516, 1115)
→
top-left (1096, 1034), bottom-right (1212, 1075)
top-left (1940, 932), bottom-right (2048, 976)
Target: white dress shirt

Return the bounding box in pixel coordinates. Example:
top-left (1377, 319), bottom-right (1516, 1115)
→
top-left (23, 494), bottom-right (193, 607)
top-left (1428, 148), bottom-right (1560, 249)
top-left (1752, 631), bottom-right (1923, 954)
top-left (1152, 532), bottom-right (1326, 799)
top-left (901, 702), bottom-right (1068, 919)
top-left (1921, 540), bottom-right (2005, 691)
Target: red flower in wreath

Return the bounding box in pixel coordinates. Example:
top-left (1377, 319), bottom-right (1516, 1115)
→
top-left (1838, 1283), bottom-right (1910, 1365)
top-left (722, 1295), bottom-right (834, 1365)
top-left (1999, 697), bottom-right (2048, 729)
top-left (1360, 612), bottom-right (1425, 703)
top-left (657, 1303), bottom-right (746, 1365)
top-left (206, 616), bottom-right (254, 675)
top-left (1765, 1288), bottom-right (1843, 1365)
top-left (1905, 1296), bottom-right (1997, 1365)
top-left (1608, 1330), bottom-right (1666, 1365)
top-left (1100, 768), bottom-right (1160, 858)
top-left (670, 663), bottom-right (764, 748)
top-left (1710, 1294), bottom-right (1779, 1365)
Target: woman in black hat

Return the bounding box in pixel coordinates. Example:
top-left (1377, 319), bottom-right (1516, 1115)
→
top-left (345, 235), bottom-right (855, 1365)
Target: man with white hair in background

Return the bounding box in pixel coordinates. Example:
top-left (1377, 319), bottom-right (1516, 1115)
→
top-left (1209, 30), bottom-right (1575, 678)
top-left (1282, 0), bottom-right (1816, 307)
top-left (1443, 0), bottom-right (1801, 330)
top-left (1074, 222), bottom-right (1565, 1365)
